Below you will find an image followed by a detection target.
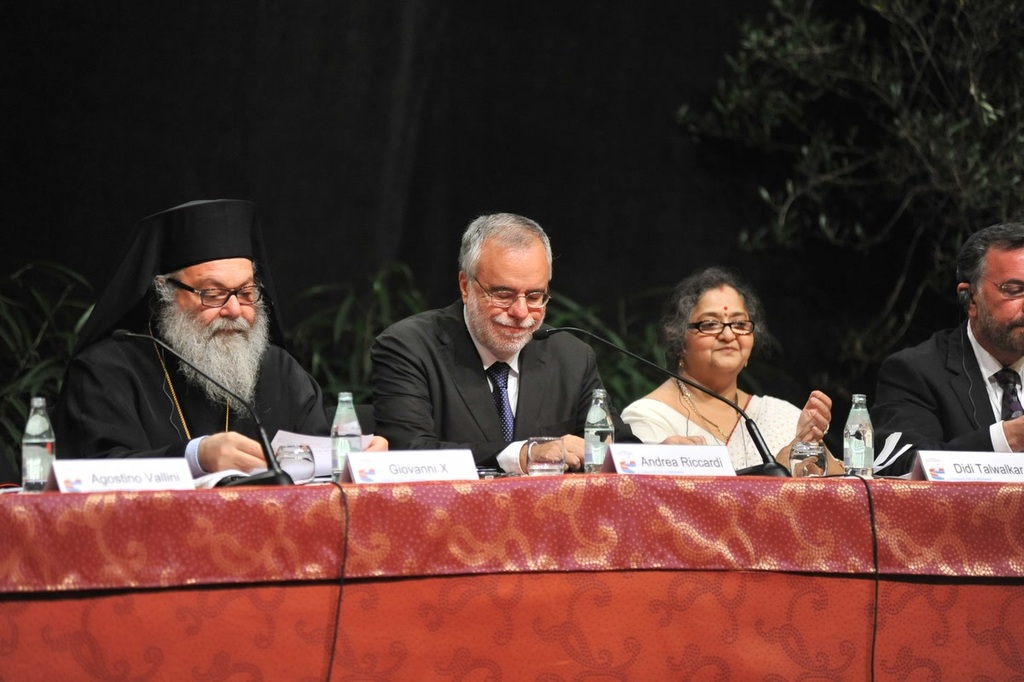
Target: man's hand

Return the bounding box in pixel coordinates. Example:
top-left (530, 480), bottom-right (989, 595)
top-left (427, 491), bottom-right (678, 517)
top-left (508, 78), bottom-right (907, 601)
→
top-left (197, 432), bottom-right (267, 473)
top-left (1002, 416), bottom-right (1024, 451)
top-left (364, 435), bottom-right (389, 452)
top-left (560, 435), bottom-right (585, 470)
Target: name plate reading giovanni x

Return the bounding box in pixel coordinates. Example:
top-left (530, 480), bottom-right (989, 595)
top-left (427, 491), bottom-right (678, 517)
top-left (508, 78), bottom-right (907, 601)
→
top-left (601, 443), bottom-right (736, 477)
top-left (346, 450), bottom-right (479, 483)
top-left (913, 450), bottom-right (1024, 482)
top-left (48, 458), bottom-right (194, 492)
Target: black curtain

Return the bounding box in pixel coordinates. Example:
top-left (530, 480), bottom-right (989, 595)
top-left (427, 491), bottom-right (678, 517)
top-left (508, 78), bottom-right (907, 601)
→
top-left (2, 0), bottom-right (768, 310)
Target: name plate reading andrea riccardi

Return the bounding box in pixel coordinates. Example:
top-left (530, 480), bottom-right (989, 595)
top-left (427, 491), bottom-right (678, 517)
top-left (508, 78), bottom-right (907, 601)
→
top-left (48, 458), bottom-right (194, 493)
top-left (602, 444), bottom-right (735, 477)
top-left (912, 450), bottom-right (1024, 482)
top-left (346, 450), bottom-right (478, 483)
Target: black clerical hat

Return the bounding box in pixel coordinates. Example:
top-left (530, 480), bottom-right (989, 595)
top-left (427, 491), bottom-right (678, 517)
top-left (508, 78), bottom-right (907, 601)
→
top-left (154, 199), bottom-right (257, 273)
top-left (72, 199), bottom-right (284, 352)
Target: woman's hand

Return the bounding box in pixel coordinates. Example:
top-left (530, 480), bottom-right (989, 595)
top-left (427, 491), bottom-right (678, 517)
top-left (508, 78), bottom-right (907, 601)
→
top-left (795, 390), bottom-right (833, 443)
top-left (660, 435), bottom-right (707, 445)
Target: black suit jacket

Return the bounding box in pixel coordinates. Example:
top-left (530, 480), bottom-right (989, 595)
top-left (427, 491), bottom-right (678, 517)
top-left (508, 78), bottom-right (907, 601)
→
top-left (872, 324), bottom-right (995, 474)
top-left (370, 301), bottom-right (633, 467)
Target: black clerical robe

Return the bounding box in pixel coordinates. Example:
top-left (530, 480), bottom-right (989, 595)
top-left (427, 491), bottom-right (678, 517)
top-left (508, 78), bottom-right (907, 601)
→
top-left (54, 337), bottom-right (329, 460)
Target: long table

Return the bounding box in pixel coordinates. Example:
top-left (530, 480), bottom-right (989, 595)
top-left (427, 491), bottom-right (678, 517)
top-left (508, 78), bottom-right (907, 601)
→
top-left (1, 476), bottom-right (1022, 679)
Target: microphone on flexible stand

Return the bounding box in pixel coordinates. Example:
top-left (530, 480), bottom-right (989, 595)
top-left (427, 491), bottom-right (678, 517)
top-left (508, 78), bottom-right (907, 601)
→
top-left (113, 329), bottom-right (293, 486)
top-left (532, 326), bottom-right (790, 477)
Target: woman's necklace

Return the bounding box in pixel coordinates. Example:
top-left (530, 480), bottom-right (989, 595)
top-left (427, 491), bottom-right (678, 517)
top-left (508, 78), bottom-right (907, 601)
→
top-left (149, 323), bottom-right (229, 438)
top-left (675, 379), bottom-right (736, 444)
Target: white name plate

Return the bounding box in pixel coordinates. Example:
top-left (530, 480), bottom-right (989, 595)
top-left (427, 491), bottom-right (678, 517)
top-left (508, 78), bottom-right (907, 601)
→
top-left (601, 443), bottom-right (735, 477)
top-left (912, 450), bottom-right (1024, 482)
top-left (346, 450), bottom-right (479, 483)
top-left (49, 458), bottom-right (194, 493)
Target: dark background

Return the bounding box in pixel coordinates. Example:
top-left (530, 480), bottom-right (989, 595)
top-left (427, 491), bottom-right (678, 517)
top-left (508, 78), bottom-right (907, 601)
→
top-left (3, 1), bottom-right (931, 430)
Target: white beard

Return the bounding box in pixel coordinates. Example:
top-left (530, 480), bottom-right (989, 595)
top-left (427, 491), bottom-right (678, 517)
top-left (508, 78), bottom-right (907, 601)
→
top-left (465, 297), bottom-right (541, 359)
top-left (155, 300), bottom-right (270, 406)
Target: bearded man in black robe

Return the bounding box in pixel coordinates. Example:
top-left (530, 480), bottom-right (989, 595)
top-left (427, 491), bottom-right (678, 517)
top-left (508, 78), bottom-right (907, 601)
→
top-left (54, 199), bottom-right (385, 477)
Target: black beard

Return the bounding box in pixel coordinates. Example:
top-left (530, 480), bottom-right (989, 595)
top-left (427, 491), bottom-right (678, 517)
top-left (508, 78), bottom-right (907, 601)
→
top-left (975, 304), bottom-right (1024, 359)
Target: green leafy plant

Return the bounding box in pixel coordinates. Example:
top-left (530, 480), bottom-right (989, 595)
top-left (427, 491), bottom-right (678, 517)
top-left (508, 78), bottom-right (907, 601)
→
top-left (0, 262), bottom-right (93, 479)
top-left (679, 0), bottom-right (1024, 393)
top-left (286, 261), bottom-right (429, 403)
top-left (544, 288), bottom-right (670, 411)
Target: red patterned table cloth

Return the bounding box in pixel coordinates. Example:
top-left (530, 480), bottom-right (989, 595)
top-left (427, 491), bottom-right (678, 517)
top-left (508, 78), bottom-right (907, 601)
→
top-left (1, 476), bottom-right (1021, 679)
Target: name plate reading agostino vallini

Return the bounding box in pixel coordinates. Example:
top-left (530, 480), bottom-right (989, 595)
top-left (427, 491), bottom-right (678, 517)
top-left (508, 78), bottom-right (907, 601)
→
top-left (346, 449), bottom-right (479, 483)
top-left (912, 450), bottom-right (1024, 482)
top-left (48, 458), bottom-right (195, 493)
top-left (601, 443), bottom-right (736, 477)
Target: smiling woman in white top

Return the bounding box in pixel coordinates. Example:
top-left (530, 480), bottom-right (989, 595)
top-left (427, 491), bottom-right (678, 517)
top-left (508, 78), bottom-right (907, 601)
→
top-left (621, 266), bottom-right (840, 473)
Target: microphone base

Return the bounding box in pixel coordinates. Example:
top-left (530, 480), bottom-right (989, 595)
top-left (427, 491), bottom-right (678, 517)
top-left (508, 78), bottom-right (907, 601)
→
top-left (736, 462), bottom-right (791, 478)
top-left (218, 469), bottom-right (295, 487)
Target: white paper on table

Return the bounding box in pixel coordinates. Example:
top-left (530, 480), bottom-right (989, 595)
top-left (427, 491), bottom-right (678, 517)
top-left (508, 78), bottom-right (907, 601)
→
top-left (872, 431), bottom-right (913, 471)
top-left (272, 430), bottom-right (375, 477)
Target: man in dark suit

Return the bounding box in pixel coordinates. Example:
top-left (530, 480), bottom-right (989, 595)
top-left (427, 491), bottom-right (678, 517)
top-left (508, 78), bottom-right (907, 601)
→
top-left (873, 222), bottom-right (1024, 474)
top-left (370, 212), bottom-right (635, 472)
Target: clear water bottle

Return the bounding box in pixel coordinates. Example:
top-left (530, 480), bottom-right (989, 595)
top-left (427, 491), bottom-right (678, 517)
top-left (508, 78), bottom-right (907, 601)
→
top-left (22, 396), bottom-right (56, 492)
top-left (331, 392), bottom-right (362, 482)
top-left (843, 393), bottom-right (874, 478)
top-left (583, 388), bottom-right (614, 473)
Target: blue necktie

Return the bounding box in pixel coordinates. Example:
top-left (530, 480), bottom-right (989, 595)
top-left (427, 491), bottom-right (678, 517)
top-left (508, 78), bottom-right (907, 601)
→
top-left (485, 362), bottom-right (515, 441)
top-left (994, 368), bottom-right (1024, 420)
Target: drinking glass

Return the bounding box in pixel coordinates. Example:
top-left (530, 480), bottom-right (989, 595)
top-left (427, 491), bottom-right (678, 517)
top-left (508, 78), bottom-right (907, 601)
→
top-left (790, 441), bottom-right (827, 477)
top-left (275, 444), bottom-right (316, 484)
top-left (526, 436), bottom-right (565, 476)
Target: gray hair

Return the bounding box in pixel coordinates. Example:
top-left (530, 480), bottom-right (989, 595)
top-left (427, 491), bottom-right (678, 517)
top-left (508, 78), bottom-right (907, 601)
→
top-left (660, 265), bottom-right (770, 368)
top-left (956, 222), bottom-right (1024, 286)
top-left (458, 213), bottom-right (553, 278)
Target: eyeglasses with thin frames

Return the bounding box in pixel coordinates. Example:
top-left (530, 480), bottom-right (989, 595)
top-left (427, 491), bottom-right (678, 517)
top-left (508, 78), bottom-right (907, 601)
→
top-left (165, 277), bottom-right (262, 308)
top-left (687, 319), bottom-right (756, 335)
top-left (981, 276), bottom-right (1024, 299)
top-left (473, 277), bottom-right (551, 310)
